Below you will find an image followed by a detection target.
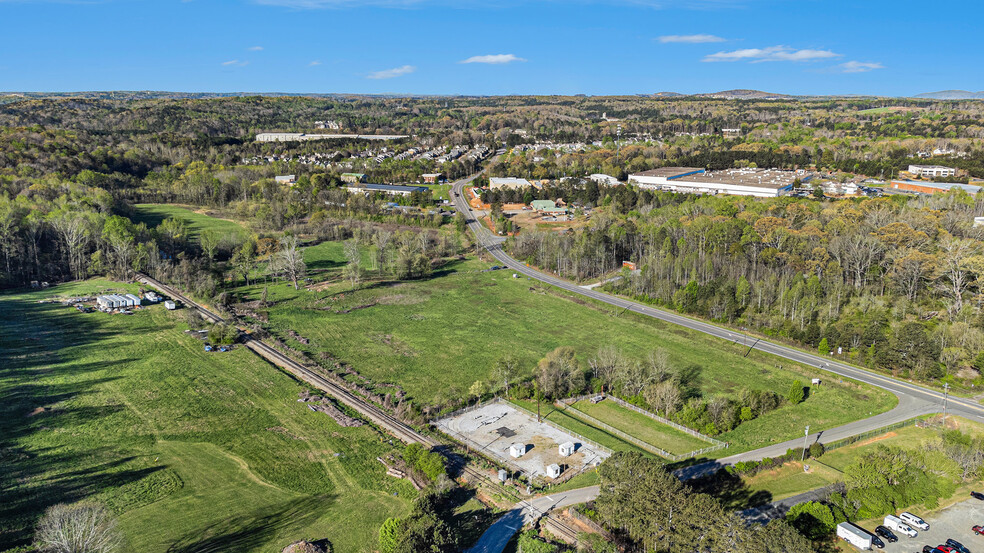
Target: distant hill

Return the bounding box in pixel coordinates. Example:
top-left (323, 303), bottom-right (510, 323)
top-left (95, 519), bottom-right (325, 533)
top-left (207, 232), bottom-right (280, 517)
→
top-left (914, 90), bottom-right (984, 99)
top-left (653, 91), bottom-right (685, 98)
top-left (698, 89), bottom-right (793, 100)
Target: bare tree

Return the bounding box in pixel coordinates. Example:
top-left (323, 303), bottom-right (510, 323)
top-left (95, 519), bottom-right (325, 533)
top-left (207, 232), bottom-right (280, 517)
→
top-left (589, 345), bottom-right (623, 393)
top-left (937, 235), bottom-right (978, 313)
top-left (268, 235), bottom-right (306, 289)
top-left (643, 380), bottom-right (681, 417)
top-left (34, 502), bottom-right (122, 553)
top-left (490, 355), bottom-right (518, 397)
top-left (342, 238), bottom-right (362, 290)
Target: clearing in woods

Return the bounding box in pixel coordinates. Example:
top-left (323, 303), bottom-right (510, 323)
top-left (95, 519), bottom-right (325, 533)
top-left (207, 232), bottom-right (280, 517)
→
top-left (0, 279), bottom-right (412, 553)
top-left (236, 240), bottom-right (897, 455)
top-left (131, 203), bottom-right (247, 241)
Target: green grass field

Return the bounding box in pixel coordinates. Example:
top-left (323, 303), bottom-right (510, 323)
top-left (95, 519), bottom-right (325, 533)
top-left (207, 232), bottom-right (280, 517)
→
top-left (234, 241), bottom-right (895, 454)
top-left (132, 204), bottom-right (246, 242)
top-left (0, 280), bottom-right (412, 553)
top-left (568, 399), bottom-right (711, 455)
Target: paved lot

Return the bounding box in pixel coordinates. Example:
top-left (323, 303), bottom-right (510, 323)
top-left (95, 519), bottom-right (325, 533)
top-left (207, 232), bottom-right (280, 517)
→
top-left (863, 498), bottom-right (984, 553)
top-left (435, 402), bottom-right (609, 478)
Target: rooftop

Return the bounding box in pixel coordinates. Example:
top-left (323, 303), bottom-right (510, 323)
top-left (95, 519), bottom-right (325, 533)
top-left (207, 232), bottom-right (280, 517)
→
top-left (490, 177), bottom-right (534, 186)
top-left (362, 183), bottom-right (428, 192)
top-left (632, 167), bottom-right (704, 178)
top-left (675, 168), bottom-right (803, 189)
top-left (892, 180), bottom-right (982, 193)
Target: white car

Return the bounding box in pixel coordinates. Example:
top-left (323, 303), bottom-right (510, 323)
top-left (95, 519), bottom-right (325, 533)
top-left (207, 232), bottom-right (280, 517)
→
top-left (899, 512), bottom-right (929, 531)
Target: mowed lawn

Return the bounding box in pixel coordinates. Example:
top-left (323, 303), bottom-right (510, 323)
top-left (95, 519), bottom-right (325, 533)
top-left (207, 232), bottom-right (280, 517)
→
top-left (132, 203), bottom-right (246, 242)
top-left (569, 399), bottom-right (711, 455)
top-left (0, 280), bottom-right (412, 553)
top-left (239, 244), bottom-right (896, 454)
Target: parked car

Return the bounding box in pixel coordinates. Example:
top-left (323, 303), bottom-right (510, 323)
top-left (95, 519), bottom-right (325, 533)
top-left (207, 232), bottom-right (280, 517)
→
top-left (924, 546), bottom-right (945, 553)
top-left (901, 512), bottom-right (931, 531)
top-left (871, 534), bottom-right (885, 549)
top-left (971, 491), bottom-right (984, 500)
top-left (972, 525), bottom-right (984, 535)
top-left (875, 526), bottom-right (898, 542)
top-left (885, 514), bottom-right (918, 537)
top-left (945, 539), bottom-right (970, 553)
top-left (936, 546), bottom-right (956, 553)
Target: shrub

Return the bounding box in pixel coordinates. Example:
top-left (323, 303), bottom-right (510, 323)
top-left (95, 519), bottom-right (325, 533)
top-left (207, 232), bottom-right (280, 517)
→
top-left (787, 380), bottom-right (805, 404)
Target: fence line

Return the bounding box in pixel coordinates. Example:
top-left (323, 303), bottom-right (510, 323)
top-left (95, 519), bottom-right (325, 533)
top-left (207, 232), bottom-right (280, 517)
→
top-left (565, 508), bottom-right (611, 539)
top-left (821, 417), bottom-right (922, 453)
top-left (559, 401), bottom-right (678, 459)
top-left (558, 393), bottom-right (727, 448)
top-left (499, 398), bottom-right (614, 457)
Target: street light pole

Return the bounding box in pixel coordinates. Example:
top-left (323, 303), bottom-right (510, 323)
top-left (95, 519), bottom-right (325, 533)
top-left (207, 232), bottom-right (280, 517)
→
top-left (616, 124), bottom-right (622, 165)
top-left (942, 383), bottom-right (950, 428)
top-left (801, 425), bottom-right (810, 462)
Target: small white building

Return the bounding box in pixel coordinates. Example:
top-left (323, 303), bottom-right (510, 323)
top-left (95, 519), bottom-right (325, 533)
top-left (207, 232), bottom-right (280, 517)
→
top-left (275, 175), bottom-right (297, 185)
top-left (164, 300), bottom-right (177, 310)
top-left (546, 464), bottom-right (562, 479)
top-left (908, 164), bottom-right (956, 178)
top-left (975, 217), bottom-right (984, 228)
top-left (509, 443), bottom-right (526, 458)
top-left (559, 442), bottom-right (576, 457)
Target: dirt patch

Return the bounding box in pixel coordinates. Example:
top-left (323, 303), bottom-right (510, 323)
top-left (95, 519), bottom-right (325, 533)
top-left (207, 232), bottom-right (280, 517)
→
top-left (371, 333), bottom-right (418, 357)
top-left (26, 406), bottom-right (50, 417)
top-left (853, 431), bottom-right (897, 448)
top-left (298, 391), bottom-right (363, 427)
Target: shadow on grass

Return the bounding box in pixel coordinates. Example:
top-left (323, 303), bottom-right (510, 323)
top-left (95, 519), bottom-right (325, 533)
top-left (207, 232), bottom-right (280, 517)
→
top-left (686, 468), bottom-right (773, 510)
top-left (165, 496), bottom-right (329, 553)
top-left (0, 293), bottom-right (158, 548)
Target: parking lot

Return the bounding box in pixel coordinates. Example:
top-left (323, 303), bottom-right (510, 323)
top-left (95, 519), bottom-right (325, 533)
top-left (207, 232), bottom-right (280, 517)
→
top-left (872, 498), bottom-right (983, 552)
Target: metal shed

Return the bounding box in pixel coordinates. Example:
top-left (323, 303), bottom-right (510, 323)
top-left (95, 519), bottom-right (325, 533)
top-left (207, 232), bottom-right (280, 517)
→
top-left (164, 300), bottom-right (177, 310)
top-left (559, 442), bottom-right (576, 457)
top-left (509, 443), bottom-right (526, 458)
top-left (546, 464), bottom-right (562, 479)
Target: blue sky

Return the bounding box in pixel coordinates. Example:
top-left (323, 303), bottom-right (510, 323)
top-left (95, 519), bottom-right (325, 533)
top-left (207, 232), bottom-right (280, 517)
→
top-left (0, 0), bottom-right (980, 96)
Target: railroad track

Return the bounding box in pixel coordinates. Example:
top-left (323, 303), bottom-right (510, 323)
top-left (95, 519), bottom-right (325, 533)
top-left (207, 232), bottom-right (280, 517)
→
top-left (135, 273), bottom-right (494, 483)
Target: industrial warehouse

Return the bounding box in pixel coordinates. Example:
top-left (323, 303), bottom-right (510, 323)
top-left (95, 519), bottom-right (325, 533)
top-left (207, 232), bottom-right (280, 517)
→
top-left (628, 167), bottom-right (810, 197)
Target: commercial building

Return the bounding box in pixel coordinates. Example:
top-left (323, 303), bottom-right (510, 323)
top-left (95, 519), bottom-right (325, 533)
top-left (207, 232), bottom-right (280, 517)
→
top-left (341, 173), bottom-right (367, 184)
top-left (422, 173), bottom-right (443, 184)
top-left (908, 164), bottom-right (956, 178)
top-left (489, 177), bottom-right (538, 190)
top-left (889, 180), bottom-right (982, 195)
top-left (530, 199), bottom-right (567, 214)
top-left (589, 174), bottom-right (620, 186)
top-left (345, 183), bottom-right (429, 197)
top-left (255, 132), bottom-right (409, 142)
top-left (629, 167), bottom-right (804, 197)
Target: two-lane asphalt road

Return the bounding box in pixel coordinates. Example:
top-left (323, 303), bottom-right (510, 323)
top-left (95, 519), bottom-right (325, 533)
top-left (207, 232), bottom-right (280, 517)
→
top-left (449, 174), bottom-right (984, 428)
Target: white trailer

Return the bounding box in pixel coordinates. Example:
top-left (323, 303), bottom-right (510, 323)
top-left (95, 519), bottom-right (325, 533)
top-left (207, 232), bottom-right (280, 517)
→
top-left (125, 293), bottom-right (142, 306)
top-left (164, 300), bottom-right (177, 310)
top-left (883, 515), bottom-right (917, 537)
top-left (836, 522), bottom-right (872, 550)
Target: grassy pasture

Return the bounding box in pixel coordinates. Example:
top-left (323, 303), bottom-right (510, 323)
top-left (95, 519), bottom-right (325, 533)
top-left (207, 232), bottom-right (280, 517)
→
top-left (568, 398), bottom-right (711, 455)
top-left (0, 280), bottom-right (412, 553)
top-left (132, 203), bottom-right (246, 242)
top-left (238, 244), bottom-right (896, 454)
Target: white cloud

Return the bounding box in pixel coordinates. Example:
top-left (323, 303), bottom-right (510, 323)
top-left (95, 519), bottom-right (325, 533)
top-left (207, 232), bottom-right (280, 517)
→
top-left (366, 64), bottom-right (415, 79)
top-left (459, 54), bottom-right (526, 65)
top-left (221, 59), bottom-right (249, 67)
top-left (309, 60), bottom-right (323, 66)
top-left (248, 45), bottom-right (264, 51)
top-left (838, 61), bottom-right (883, 73)
top-left (657, 34), bottom-right (725, 43)
top-left (703, 45), bottom-right (840, 63)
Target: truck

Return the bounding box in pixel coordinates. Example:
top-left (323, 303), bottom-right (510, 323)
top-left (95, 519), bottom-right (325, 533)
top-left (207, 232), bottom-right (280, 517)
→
top-left (899, 512), bottom-right (930, 531)
top-left (837, 522), bottom-right (873, 550)
top-left (883, 515), bottom-right (917, 537)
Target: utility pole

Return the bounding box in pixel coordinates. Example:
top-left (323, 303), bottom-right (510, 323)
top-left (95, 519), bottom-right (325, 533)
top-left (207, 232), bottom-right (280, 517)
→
top-left (616, 124), bottom-right (622, 165)
top-left (801, 425), bottom-right (810, 462)
top-left (942, 383), bottom-right (950, 428)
